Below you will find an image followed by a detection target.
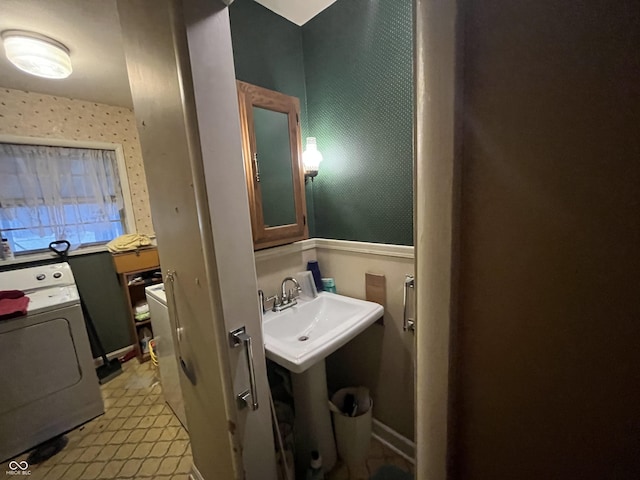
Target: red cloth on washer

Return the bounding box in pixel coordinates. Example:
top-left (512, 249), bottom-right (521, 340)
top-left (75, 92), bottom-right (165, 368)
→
top-left (0, 290), bottom-right (29, 319)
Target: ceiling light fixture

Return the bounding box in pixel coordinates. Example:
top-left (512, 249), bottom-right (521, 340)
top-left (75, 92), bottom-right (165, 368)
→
top-left (2, 30), bottom-right (72, 79)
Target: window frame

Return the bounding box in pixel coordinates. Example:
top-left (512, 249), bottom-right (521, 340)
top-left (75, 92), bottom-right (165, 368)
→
top-left (0, 134), bottom-right (136, 255)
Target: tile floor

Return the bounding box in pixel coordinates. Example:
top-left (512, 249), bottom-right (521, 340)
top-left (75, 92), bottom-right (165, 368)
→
top-left (7, 360), bottom-right (192, 480)
top-left (327, 439), bottom-right (414, 480)
top-left (7, 359), bottom-right (413, 480)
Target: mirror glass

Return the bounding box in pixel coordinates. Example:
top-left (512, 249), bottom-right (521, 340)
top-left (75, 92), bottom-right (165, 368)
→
top-left (252, 106), bottom-right (296, 227)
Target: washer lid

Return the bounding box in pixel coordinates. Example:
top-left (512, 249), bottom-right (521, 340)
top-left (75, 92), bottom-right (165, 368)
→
top-left (25, 285), bottom-right (80, 316)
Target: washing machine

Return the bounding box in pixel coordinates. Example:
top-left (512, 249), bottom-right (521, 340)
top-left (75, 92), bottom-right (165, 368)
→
top-left (0, 263), bottom-right (104, 462)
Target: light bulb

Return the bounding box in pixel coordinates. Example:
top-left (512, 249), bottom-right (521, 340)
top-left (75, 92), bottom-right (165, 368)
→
top-left (303, 137), bottom-right (323, 177)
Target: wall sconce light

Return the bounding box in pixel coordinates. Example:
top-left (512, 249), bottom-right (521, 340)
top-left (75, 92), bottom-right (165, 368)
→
top-left (303, 137), bottom-right (322, 183)
top-left (2, 30), bottom-right (72, 79)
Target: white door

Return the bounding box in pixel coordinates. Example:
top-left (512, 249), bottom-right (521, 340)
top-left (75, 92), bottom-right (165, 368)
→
top-left (118, 1), bottom-right (277, 479)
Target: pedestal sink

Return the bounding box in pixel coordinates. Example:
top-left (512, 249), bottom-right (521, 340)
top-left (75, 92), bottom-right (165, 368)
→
top-left (262, 292), bottom-right (383, 474)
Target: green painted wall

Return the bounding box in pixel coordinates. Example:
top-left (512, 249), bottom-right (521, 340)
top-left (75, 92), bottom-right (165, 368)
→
top-left (229, 0), bottom-right (413, 245)
top-left (229, 0), bottom-right (307, 115)
top-left (302, 0), bottom-right (414, 245)
top-left (229, 0), bottom-right (316, 235)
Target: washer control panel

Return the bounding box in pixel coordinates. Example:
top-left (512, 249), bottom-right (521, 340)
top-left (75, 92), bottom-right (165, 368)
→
top-left (0, 263), bottom-right (75, 291)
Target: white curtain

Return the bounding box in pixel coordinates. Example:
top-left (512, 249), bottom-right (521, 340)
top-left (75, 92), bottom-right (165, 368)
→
top-left (0, 143), bottom-right (125, 252)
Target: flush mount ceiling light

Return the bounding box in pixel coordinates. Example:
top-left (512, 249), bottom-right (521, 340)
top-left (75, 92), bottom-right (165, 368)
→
top-left (2, 30), bottom-right (72, 79)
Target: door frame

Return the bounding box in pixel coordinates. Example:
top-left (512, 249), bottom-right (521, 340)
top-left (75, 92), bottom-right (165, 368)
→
top-left (414, 0), bottom-right (461, 479)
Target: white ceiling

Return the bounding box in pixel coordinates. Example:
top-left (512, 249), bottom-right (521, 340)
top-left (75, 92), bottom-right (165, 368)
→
top-left (0, 0), bottom-right (132, 107)
top-left (255, 0), bottom-right (338, 25)
top-left (0, 0), bottom-right (336, 109)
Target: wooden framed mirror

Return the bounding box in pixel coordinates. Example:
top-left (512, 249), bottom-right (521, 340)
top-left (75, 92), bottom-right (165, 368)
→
top-left (236, 81), bottom-right (308, 250)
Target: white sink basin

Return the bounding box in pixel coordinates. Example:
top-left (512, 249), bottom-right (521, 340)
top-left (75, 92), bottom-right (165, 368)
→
top-left (262, 292), bottom-right (383, 373)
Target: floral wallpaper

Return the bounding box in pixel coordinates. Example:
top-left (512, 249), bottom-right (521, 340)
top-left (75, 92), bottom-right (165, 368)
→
top-left (0, 87), bottom-right (153, 235)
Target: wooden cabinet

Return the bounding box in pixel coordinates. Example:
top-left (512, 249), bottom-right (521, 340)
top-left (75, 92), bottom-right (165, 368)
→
top-left (237, 81), bottom-right (309, 250)
top-left (112, 248), bottom-right (161, 363)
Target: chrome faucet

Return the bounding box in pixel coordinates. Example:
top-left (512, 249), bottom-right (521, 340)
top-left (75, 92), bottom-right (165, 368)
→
top-left (280, 277), bottom-right (302, 306)
top-left (258, 277), bottom-right (302, 313)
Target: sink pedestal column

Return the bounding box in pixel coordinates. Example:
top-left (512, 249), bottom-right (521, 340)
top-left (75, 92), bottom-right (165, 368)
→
top-left (291, 359), bottom-right (337, 475)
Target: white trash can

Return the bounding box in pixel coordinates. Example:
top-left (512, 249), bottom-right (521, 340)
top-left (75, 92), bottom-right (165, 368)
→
top-left (329, 387), bottom-right (373, 467)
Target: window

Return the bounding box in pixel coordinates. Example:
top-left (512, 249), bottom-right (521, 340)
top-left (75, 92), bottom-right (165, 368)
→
top-left (0, 141), bottom-right (132, 255)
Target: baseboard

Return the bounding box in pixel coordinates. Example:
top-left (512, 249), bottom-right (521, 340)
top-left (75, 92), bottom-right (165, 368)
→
top-left (190, 464), bottom-right (204, 480)
top-left (371, 418), bottom-right (415, 464)
top-left (93, 345), bottom-right (134, 367)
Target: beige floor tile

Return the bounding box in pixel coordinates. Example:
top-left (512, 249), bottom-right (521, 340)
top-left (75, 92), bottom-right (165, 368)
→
top-left (175, 456), bottom-right (193, 475)
top-left (147, 404), bottom-right (165, 416)
top-left (133, 405), bottom-right (151, 417)
top-left (167, 415), bottom-right (182, 427)
top-left (126, 395), bottom-right (144, 406)
top-left (63, 462), bottom-right (88, 480)
top-left (78, 446), bottom-right (102, 463)
top-left (125, 428), bottom-right (147, 443)
top-left (96, 444), bottom-right (119, 462)
top-left (136, 416), bottom-right (155, 429)
top-left (105, 417), bottom-right (125, 431)
top-left (131, 442), bottom-right (154, 458)
top-left (157, 456), bottom-right (180, 475)
top-left (121, 416), bottom-right (142, 430)
top-left (142, 427), bottom-right (164, 442)
top-left (67, 427), bottom-right (86, 441)
top-left (101, 407), bottom-right (120, 420)
top-left (87, 418), bottom-right (112, 434)
top-left (7, 361), bottom-right (193, 480)
top-left (58, 446), bottom-right (85, 464)
top-left (106, 388), bottom-right (125, 399)
top-left (113, 396), bottom-right (131, 408)
top-left (113, 443), bottom-right (137, 460)
top-left (149, 440), bottom-right (171, 457)
top-left (153, 414), bottom-right (172, 428)
top-left (167, 439), bottom-right (189, 457)
top-left (78, 433), bottom-right (99, 448)
top-left (117, 458), bottom-right (143, 478)
top-left (142, 394), bottom-right (160, 405)
top-left (159, 426), bottom-right (180, 442)
top-left (93, 431), bottom-right (116, 446)
top-left (80, 461), bottom-right (105, 480)
top-left (99, 459), bottom-right (126, 479)
top-left (107, 429), bottom-right (130, 445)
top-left (137, 457), bottom-right (161, 477)
top-left (116, 405), bottom-right (136, 418)
top-left (30, 465), bottom-right (52, 480)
